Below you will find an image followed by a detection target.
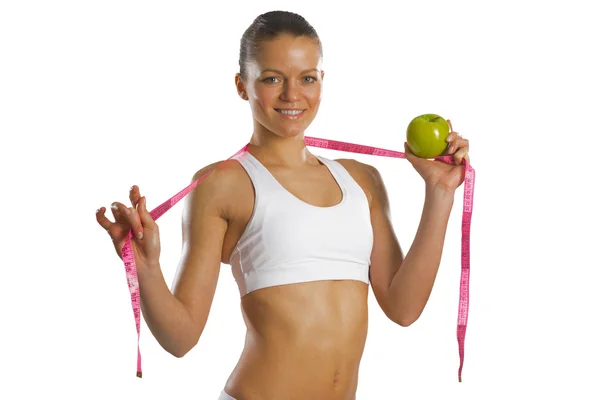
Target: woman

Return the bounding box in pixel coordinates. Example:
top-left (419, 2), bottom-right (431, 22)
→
top-left (96, 10), bottom-right (470, 400)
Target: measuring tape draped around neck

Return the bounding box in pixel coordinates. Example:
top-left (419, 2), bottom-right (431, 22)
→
top-left (121, 136), bottom-right (475, 382)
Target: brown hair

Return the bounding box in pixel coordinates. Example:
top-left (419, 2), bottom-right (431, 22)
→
top-left (239, 10), bottom-right (322, 79)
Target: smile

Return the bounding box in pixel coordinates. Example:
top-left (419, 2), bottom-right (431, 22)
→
top-left (275, 109), bottom-right (304, 115)
top-left (275, 109), bottom-right (305, 119)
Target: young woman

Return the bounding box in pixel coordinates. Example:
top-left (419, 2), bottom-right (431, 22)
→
top-left (96, 10), bottom-right (470, 400)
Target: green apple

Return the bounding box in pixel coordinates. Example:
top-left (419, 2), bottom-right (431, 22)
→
top-left (406, 114), bottom-right (450, 158)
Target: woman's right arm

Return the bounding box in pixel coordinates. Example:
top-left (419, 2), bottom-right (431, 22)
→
top-left (129, 161), bottom-right (228, 357)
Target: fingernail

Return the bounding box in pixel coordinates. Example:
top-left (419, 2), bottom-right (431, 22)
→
top-left (96, 208), bottom-right (100, 214)
top-left (137, 232), bottom-right (143, 240)
top-left (448, 146), bottom-right (454, 153)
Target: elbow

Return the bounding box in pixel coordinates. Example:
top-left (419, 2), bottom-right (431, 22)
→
top-left (396, 316), bottom-right (416, 327)
top-left (171, 343), bottom-right (194, 358)
top-left (172, 317), bottom-right (206, 357)
top-left (172, 347), bottom-right (190, 358)
top-left (170, 334), bottom-right (201, 358)
top-left (385, 290), bottom-right (420, 327)
top-left (385, 307), bottom-right (416, 327)
top-left (390, 308), bottom-right (420, 327)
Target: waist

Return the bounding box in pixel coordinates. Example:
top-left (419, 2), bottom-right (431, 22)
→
top-left (225, 281), bottom-right (368, 399)
top-left (227, 342), bottom-right (362, 399)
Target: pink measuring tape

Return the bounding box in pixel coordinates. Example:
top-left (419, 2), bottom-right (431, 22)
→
top-left (121, 136), bottom-right (475, 381)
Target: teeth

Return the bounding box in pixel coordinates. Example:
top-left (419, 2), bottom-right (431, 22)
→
top-left (277, 109), bottom-right (303, 115)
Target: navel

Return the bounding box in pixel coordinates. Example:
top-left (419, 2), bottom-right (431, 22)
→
top-left (332, 369), bottom-right (341, 387)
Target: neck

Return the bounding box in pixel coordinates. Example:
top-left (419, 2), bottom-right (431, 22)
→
top-left (248, 124), bottom-right (316, 168)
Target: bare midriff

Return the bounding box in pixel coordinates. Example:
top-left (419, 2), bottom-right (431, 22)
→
top-left (223, 280), bottom-right (369, 400)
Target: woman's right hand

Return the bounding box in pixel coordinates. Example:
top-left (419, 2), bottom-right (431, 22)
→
top-left (96, 185), bottom-right (161, 270)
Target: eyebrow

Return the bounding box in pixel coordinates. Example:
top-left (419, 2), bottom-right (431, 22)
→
top-left (260, 68), bottom-right (320, 75)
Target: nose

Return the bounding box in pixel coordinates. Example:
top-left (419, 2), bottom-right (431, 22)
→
top-left (280, 80), bottom-right (300, 102)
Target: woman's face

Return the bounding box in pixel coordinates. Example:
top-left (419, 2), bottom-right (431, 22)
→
top-left (236, 34), bottom-right (324, 138)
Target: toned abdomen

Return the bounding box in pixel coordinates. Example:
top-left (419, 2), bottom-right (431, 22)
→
top-left (224, 280), bottom-right (369, 400)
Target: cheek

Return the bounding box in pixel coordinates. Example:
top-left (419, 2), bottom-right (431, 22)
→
top-left (305, 84), bottom-right (323, 104)
top-left (252, 85), bottom-right (278, 108)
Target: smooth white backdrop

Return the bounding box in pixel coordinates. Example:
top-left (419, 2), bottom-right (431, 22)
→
top-left (1, 0), bottom-right (598, 398)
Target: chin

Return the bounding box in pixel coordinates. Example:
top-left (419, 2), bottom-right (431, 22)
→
top-left (266, 118), bottom-right (312, 139)
top-left (276, 124), bottom-right (308, 138)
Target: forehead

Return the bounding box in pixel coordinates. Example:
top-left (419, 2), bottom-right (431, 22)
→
top-left (252, 34), bottom-right (322, 72)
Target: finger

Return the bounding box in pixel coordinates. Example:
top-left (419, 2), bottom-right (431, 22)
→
top-left (115, 203), bottom-right (144, 240)
top-left (446, 133), bottom-right (459, 153)
top-left (448, 132), bottom-right (468, 151)
top-left (446, 142), bottom-right (455, 154)
top-left (454, 147), bottom-right (468, 165)
top-left (138, 196), bottom-right (154, 226)
top-left (450, 136), bottom-right (468, 153)
top-left (110, 202), bottom-right (127, 223)
top-left (445, 130), bottom-right (459, 144)
top-left (96, 207), bottom-right (113, 231)
top-left (463, 137), bottom-right (469, 151)
top-left (447, 119), bottom-right (453, 132)
top-left (129, 185), bottom-right (141, 208)
top-left (453, 136), bottom-right (468, 147)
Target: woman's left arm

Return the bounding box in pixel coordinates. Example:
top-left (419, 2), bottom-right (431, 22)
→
top-left (368, 120), bottom-right (469, 326)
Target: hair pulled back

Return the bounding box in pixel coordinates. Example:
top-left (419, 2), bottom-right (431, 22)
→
top-left (239, 11), bottom-right (322, 80)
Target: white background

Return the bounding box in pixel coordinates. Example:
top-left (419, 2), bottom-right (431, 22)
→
top-left (1, 0), bottom-right (599, 398)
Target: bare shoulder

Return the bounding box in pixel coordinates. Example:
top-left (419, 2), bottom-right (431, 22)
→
top-left (335, 158), bottom-right (382, 182)
top-left (187, 158), bottom-right (251, 220)
top-left (190, 158), bottom-right (247, 189)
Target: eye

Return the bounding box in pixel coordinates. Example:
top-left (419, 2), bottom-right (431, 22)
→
top-left (304, 76), bottom-right (317, 83)
top-left (262, 76), bottom-right (279, 83)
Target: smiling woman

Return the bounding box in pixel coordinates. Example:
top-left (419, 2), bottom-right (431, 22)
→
top-left (96, 9), bottom-right (470, 400)
top-left (235, 14), bottom-right (325, 140)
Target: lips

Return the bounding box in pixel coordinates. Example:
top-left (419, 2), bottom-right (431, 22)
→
top-left (275, 108), bottom-right (305, 115)
top-left (275, 108), bottom-right (306, 119)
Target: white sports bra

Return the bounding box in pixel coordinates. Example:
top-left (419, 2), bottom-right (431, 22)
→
top-left (229, 151), bottom-right (374, 297)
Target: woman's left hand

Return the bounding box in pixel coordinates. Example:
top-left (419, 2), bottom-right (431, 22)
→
top-left (404, 120), bottom-right (470, 192)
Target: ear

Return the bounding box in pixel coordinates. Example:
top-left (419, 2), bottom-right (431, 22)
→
top-left (321, 70), bottom-right (325, 81)
top-left (235, 73), bottom-right (248, 100)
